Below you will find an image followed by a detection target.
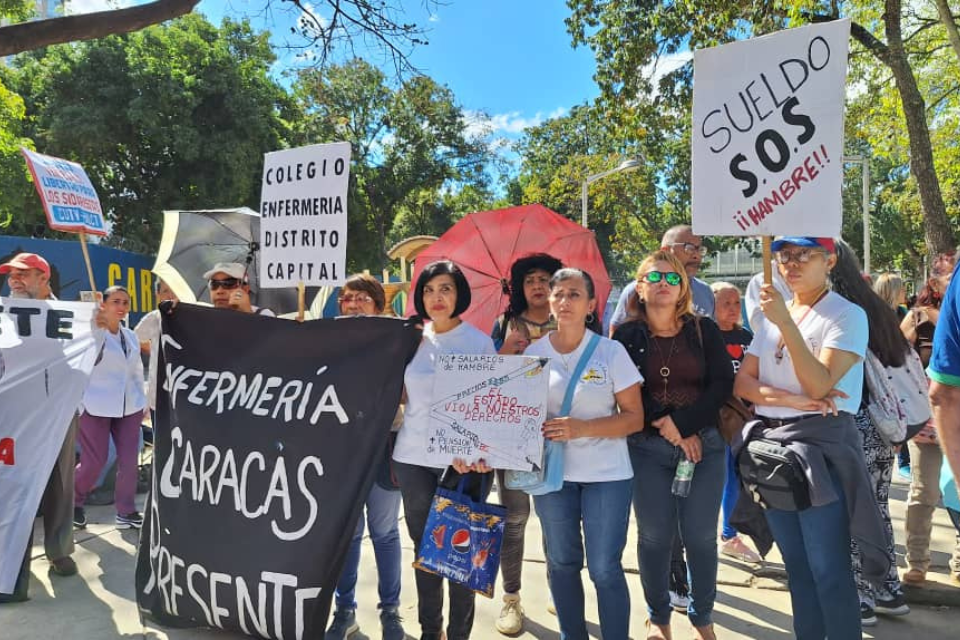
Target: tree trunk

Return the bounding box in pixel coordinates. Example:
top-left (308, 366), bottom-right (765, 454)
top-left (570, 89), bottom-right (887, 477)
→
top-left (935, 0), bottom-right (960, 63)
top-left (882, 0), bottom-right (955, 255)
top-left (0, 0), bottom-right (199, 56)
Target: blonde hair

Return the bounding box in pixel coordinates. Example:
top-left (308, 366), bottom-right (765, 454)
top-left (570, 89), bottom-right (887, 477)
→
top-left (627, 250), bottom-right (693, 325)
top-left (873, 272), bottom-right (903, 310)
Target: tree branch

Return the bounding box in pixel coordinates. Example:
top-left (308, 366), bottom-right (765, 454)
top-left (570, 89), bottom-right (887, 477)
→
top-left (0, 0), bottom-right (200, 57)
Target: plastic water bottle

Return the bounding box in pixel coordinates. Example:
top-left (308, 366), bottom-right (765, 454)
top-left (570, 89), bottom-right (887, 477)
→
top-left (672, 454), bottom-right (696, 497)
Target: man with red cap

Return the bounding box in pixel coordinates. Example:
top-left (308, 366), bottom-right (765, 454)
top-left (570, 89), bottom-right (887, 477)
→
top-left (0, 252), bottom-right (79, 602)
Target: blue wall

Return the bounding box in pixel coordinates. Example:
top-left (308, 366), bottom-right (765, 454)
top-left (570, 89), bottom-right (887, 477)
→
top-left (0, 235), bottom-right (155, 325)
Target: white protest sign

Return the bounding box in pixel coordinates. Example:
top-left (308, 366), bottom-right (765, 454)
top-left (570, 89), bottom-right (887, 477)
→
top-left (260, 142), bottom-right (351, 288)
top-left (21, 148), bottom-right (106, 236)
top-left (0, 299), bottom-right (99, 594)
top-left (691, 20), bottom-right (850, 236)
top-left (425, 355), bottom-right (549, 471)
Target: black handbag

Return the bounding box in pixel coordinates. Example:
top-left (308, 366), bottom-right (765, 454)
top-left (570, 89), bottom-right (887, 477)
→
top-left (738, 437), bottom-right (811, 511)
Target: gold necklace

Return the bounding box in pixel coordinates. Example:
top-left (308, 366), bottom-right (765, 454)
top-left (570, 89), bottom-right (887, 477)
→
top-left (650, 334), bottom-right (679, 395)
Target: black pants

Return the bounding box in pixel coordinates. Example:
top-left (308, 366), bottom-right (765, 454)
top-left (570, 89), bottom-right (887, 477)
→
top-left (394, 462), bottom-right (492, 640)
top-left (494, 470), bottom-right (531, 595)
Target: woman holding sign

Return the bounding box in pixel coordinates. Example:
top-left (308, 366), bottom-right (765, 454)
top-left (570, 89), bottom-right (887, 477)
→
top-left (392, 260), bottom-right (497, 640)
top-left (74, 286), bottom-right (147, 530)
top-left (325, 274), bottom-right (406, 640)
top-left (524, 267), bottom-right (644, 640)
top-left (612, 252), bottom-right (732, 640)
top-left (734, 237), bottom-right (884, 640)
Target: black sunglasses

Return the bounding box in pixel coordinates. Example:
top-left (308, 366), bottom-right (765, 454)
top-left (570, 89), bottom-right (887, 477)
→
top-left (209, 278), bottom-right (242, 290)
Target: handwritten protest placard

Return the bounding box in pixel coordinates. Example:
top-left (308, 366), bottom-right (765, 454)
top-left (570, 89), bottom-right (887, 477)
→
top-left (691, 20), bottom-right (850, 236)
top-left (21, 148), bottom-right (106, 236)
top-left (425, 355), bottom-right (549, 471)
top-left (260, 142), bottom-right (351, 288)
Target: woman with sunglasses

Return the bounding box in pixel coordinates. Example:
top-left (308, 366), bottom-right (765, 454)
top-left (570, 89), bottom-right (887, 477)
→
top-left (734, 237), bottom-right (885, 639)
top-left (325, 274), bottom-right (406, 640)
top-left (488, 252), bottom-right (562, 635)
top-left (524, 267), bottom-right (643, 640)
top-left (612, 251), bottom-right (732, 640)
top-left (392, 260), bottom-right (496, 640)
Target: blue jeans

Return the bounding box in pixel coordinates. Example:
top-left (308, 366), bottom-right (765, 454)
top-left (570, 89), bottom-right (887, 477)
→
top-left (765, 469), bottom-right (861, 639)
top-left (629, 427), bottom-right (726, 628)
top-left (335, 482), bottom-right (403, 610)
top-left (720, 445), bottom-right (740, 539)
top-left (533, 479), bottom-right (632, 640)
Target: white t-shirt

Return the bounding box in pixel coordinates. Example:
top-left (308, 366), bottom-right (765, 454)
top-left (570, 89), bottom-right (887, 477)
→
top-left (747, 291), bottom-right (867, 418)
top-left (745, 267), bottom-right (792, 331)
top-left (82, 326), bottom-right (147, 418)
top-left (524, 331), bottom-right (643, 483)
top-left (134, 309), bottom-right (161, 410)
top-left (393, 321), bottom-right (497, 467)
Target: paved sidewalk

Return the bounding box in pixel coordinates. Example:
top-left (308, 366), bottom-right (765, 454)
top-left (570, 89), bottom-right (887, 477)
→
top-left (2, 474), bottom-right (958, 639)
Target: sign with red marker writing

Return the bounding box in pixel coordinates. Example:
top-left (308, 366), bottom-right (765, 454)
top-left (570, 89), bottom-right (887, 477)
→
top-left (424, 355), bottom-right (549, 471)
top-left (691, 20), bottom-right (850, 236)
top-left (21, 148), bottom-right (106, 236)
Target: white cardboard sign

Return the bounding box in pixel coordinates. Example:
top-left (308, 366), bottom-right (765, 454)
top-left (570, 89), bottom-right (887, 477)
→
top-left (424, 355), bottom-right (549, 471)
top-left (691, 20), bottom-right (850, 236)
top-left (259, 142), bottom-right (351, 288)
top-left (21, 148), bottom-right (106, 236)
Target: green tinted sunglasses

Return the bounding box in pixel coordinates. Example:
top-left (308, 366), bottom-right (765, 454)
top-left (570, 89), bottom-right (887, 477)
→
top-left (642, 271), bottom-right (682, 286)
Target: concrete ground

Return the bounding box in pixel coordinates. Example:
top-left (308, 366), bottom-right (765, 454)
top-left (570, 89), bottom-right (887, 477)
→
top-left (2, 471), bottom-right (959, 639)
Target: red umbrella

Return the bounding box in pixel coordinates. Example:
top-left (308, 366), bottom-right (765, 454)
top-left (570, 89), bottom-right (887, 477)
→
top-left (405, 204), bottom-right (612, 334)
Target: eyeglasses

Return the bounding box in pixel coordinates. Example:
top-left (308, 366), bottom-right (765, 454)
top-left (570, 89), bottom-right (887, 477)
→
top-left (642, 271), bottom-right (682, 286)
top-left (775, 249), bottom-right (825, 265)
top-left (669, 242), bottom-right (708, 257)
top-left (338, 293), bottom-right (373, 304)
top-left (209, 278), bottom-right (242, 290)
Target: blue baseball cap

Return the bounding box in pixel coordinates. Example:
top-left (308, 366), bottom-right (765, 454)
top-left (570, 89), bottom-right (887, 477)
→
top-left (770, 237), bottom-right (836, 253)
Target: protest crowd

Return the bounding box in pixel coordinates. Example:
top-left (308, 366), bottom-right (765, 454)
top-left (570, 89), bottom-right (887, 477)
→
top-left (3, 220), bottom-right (960, 640)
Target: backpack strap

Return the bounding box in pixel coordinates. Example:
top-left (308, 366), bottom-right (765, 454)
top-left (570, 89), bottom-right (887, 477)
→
top-left (560, 333), bottom-right (602, 416)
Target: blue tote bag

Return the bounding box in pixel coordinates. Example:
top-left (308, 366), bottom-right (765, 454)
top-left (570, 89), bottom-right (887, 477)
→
top-left (504, 333), bottom-right (601, 495)
top-left (413, 475), bottom-right (506, 597)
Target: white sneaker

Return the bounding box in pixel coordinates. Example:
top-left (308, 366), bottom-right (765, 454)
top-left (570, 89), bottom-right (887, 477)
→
top-left (720, 536), bottom-right (762, 564)
top-left (496, 593), bottom-right (524, 635)
top-left (669, 589), bottom-right (690, 613)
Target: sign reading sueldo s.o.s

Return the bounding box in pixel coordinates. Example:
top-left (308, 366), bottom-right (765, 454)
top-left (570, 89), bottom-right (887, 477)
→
top-left (691, 20), bottom-right (851, 237)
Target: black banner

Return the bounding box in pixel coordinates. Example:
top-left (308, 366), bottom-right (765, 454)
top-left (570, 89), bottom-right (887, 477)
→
top-left (135, 304), bottom-right (420, 639)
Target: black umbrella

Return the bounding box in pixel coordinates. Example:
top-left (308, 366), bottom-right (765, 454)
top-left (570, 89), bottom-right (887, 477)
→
top-left (153, 208), bottom-right (320, 315)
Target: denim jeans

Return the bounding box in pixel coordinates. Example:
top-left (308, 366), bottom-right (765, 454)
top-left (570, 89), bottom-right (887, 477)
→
top-left (720, 445), bottom-right (740, 540)
top-left (334, 482), bottom-right (403, 610)
top-left (533, 479), bottom-right (632, 640)
top-left (494, 470), bottom-right (531, 595)
top-left (394, 462), bottom-right (492, 640)
top-left (629, 427), bottom-right (726, 628)
top-left (765, 468), bottom-right (862, 640)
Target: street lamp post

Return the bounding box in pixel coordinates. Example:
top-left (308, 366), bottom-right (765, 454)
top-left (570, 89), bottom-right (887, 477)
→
top-left (581, 158), bottom-right (642, 228)
top-left (843, 154), bottom-right (871, 273)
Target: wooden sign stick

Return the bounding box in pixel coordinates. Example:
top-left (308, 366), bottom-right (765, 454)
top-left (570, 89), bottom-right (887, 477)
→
top-left (762, 236), bottom-right (773, 285)
top-left (79, 231), bottom-right (97, 291)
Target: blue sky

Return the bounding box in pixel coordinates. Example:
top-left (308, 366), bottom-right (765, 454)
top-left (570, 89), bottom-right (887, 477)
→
top-left (68, 0), bottom-right (603, 142)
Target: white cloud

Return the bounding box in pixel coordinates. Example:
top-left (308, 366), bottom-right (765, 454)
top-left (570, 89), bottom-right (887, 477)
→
top-left (63, 0), bottom-right (134, 14)
top-left (428, 13), bottom-right (440, 23)
top-left (465, 106), bottom-right (570, 139)
top-left (642, 50), bottom-right (692, 89)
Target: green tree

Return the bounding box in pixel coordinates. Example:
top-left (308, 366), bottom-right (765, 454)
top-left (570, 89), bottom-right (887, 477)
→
top-left (565, 0), bottom-right (957, 258)
top-left (4, 14), bottom-right (290, 252)
top-left (292, 58), bottom-right (495, 270)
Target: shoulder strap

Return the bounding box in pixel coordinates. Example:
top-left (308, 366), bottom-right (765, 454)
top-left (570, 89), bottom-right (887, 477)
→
top-left (560, 333), bottom-right (602, 416)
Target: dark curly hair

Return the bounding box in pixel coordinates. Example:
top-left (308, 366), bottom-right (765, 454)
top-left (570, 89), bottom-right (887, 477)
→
top-left (503, 253), bottom-right (563, 319)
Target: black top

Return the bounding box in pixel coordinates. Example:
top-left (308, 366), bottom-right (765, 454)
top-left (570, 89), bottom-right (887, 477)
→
top-left (613, 315), bottom-right (735, 439)
top-left (720, 326), bottom-right (754, 375)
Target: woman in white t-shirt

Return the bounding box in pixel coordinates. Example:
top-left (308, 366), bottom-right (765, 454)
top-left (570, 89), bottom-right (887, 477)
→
top-left (734, 237), bottom-right (872, 640)
top-left (74, 286), bottom-right (147, 531)
top-left (391, 260), bottom-right (497, 640)
top-left (524, 268), bottom-right (643, 640)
